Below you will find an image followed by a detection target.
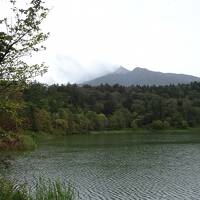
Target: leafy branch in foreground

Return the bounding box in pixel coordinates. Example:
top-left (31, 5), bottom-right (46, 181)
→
top-left (0, 0), bottom-right (49, 133)
top-left (0, 0), bottom-right (49, 94)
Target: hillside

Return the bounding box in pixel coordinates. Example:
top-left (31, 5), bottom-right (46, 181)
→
top-left (83, 67), bottom-right (200, 86)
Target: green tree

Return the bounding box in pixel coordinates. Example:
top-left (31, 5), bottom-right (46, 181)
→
top-left (109, 109), bottom-right (131, 129)
top-left (0, 0), bottom-right (49, 93)
top-left (0, 0), bottom-right (49, 134)
top-left (131, 120), bottom-right (138, 130)
top-left (97, 113), bottom-right (107, 130)
top-left (85, 111), bottom-right (98, 130)
top-left (54, 119), bottom-right (69, 132)
top-left (163, 120), bottom-right (170, 129)
top-left (180, 120), bottom-right (189, 129)
top-left (151, 120), bottom-right (164, 130)
top-left (0, 99), bottom-right (23, 131)
top-left (33, 108), bottom-right (52, 132)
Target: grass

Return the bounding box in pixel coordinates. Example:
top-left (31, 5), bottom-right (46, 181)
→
top-left (34, 178), bottom-right (75, 200)
top-left (0, 178), bottom-right (28, 200)
top-left (90, 128), bottom-right (142, 135)
top-left (90, 127), bottom-right (200, 135)
top-left (0, 179), bottom-right (27, 200)
top-left (0, 178), bottom-right (75, 200)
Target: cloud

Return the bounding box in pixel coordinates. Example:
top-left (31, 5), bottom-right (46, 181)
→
top-left (2, 0), bottom-right (200, 83)
top-left (37, 55), bottom-right (119, 84)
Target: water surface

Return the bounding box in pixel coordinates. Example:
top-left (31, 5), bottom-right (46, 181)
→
top-left (1, 131), bottom-right (200, 200)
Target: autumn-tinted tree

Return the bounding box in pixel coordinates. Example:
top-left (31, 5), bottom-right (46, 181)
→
top-left (0, 0), bottom-right (49, 133)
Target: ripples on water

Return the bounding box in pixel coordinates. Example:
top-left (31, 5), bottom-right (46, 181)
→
top-left (2, 132), bottom-right (200, 200)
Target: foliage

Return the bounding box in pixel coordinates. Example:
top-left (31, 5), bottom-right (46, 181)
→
top-left (151, 120), bottom-right (164, 130)
top-left (97, 113), bottom-right (108, 130)
top-left (0, 0), bottom-right (49, 140)
top-left (0, 97), bottom-right (23, 132)
top-left (34, 178), bottom-right (75, 200)
top-left (17, 81), bottom-right (200, 134)
top-left (131, 120), bottom-right (138, 130)
top-left (0, 178), bottom-right (75, 200)
top-left (0, 133), bottom-right (36, 151)
top-left (0, 127), bottom-right (7, 139)
top-left (1, 82), bottom-right (200, 137)
top-left (0, 179), bottom-right (28, 200)
top-left (180, 120), bottom-right (189, 129)
top-left (0, 0), bottom-right (49, 88)
top-left (32, 108), bottom-right (52, 132)
top-left (18, 134), bottom-right (36, 150)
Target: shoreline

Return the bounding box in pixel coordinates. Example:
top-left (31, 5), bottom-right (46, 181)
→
top-left (1, 128), bottom-right (200, 152)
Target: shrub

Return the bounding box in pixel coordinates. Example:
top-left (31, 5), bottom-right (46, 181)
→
top-left (151, 120), bottom-right (164, 130)
top-left (131, 120), bottom-right (138, 130)
top-left (163, 121), bottom-right (170, 129)
top-left (0, 128), bottom-right (7, 139)
top-left (19, 135), bottom-right (37, 150)
top-left (180, 120), bottom-right (189, 129)
top-left (0, 133), bottom-right (36, 151)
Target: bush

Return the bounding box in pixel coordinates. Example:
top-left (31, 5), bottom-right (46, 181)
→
top-left (0, 133), bottom-right (36, 151)
top-left (19, 135), bottom-right (37, 150)
top-left (0, 127), bottom-right (7, 139)
top-left (163, 121), bottom-right (170, 129)
top-left (131, 120), bottom-right (138, 130)
top-left (180, 120), bottom-right (189, 129)
top-left (151, 120), bottom-right (164, 130)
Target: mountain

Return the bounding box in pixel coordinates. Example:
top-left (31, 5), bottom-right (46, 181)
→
top-left (113, 66), bottom-right (130, 74)
top-left (83, 67), bottom-right (200, 86)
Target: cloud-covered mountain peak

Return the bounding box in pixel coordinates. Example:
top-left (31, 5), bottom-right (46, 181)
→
top-left (114, 66), bottom-right (130, 74)
top-left (83, 67), bottom-right (200, 86)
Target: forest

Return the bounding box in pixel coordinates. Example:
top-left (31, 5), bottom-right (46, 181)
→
top-left (1, 81), bottom-right (200, 138)
top-left (1, 0), bottom-right (200, 150)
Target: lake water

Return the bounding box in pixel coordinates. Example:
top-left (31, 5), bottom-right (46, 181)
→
top-left (1, 131), bottom-right (200, 200)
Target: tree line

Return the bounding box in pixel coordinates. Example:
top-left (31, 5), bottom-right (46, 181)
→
top-left (1, 81), bottom-right (200, 135)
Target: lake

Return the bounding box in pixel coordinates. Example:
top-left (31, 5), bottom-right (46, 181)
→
top-left (1, 130), bottom-right (200, 200)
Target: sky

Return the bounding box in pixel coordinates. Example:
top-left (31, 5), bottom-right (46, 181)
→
top-left (1, 0), bottom-right (200, 84)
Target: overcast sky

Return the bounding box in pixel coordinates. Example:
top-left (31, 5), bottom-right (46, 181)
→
top-left (1, 0), bottom-right (200, 84)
